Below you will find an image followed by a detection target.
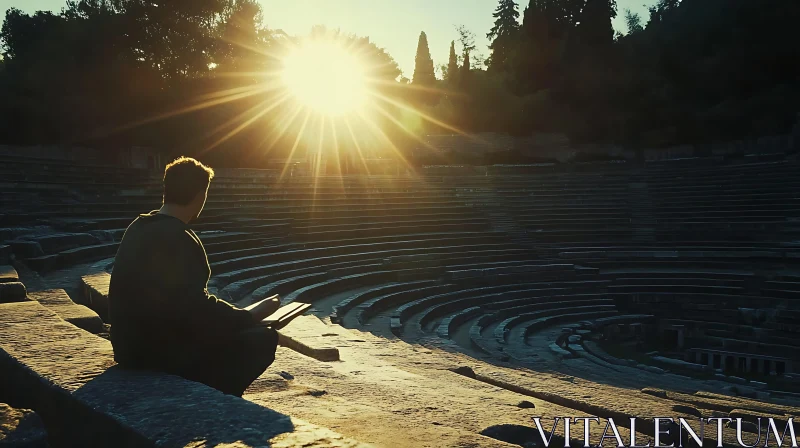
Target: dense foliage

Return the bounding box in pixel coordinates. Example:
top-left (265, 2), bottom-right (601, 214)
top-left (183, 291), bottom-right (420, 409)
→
top-left (1, 0), bottom-right (798, 165)
top-left (448, 0), bottom-right (800, 145)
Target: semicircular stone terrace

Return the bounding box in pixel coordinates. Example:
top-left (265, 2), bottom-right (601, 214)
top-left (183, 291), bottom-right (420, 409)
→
top-left (2, 153), bottom-right (800, 446)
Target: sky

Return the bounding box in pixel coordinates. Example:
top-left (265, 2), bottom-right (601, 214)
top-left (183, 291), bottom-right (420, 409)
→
top-left (1, 0), bottom-right (653, 77)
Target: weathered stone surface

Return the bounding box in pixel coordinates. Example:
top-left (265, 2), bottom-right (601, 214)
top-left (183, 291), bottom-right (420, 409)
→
top-left (0, 245), bottom-right (11, 264)
top-left (7, 241), bottom-right (43, 259)
top-left (0, 301), bottom-right (368, 448)
top-left (28, 289), bottom-right (104, 334)
top-left (450, 366), bottom-right (476, 378)
top-left (22, 256), bottom-right (58, 274)
top-left (0, 282), bottom-right (27, 303)
top-left (79, 272), bottom-right (109, 315)
top-left (0, 403), bottom-right (48, 447)
top-left (0, 265), bottom-right (18, 283)
top-left (277, 315), bottom-right (348, 362)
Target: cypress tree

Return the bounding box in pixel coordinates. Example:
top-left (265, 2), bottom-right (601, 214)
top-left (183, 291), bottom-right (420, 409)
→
top-left (577, 0), bottom-right (617, 47)
top-left (445, 40), bottom-right (459, 85)
top-left (459, 49), bottom-right (471, 88)
top-left (486, 0), bottom-right (520, 73)
top-left (412, 31), bottom-right (436, 85)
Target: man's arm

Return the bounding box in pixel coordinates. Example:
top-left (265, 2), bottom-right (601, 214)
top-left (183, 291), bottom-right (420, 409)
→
top-left (165, 232), bottom-right (255, 334)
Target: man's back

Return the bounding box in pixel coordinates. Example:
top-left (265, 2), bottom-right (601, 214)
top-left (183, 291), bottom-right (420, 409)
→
top-left (109, 211), bottom-right (251, 369)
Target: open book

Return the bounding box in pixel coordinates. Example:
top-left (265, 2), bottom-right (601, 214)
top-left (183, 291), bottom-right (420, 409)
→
top-left (243, 295), bottom-right (312, 329)
top-left (261, 302), bottom-right (312, 330)
top-left (259, 303), bottom-right (312, 330)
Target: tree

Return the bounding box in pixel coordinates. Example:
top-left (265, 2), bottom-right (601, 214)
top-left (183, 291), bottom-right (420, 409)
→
top-left (646, 0), bottom-right (680, 27)
top-left (576, 0), bottom-right (617, 48)
top-left (486, 0), bottom-right (520, 73)
top-left (623, 8), bottom-right (643, 34)
top-left (412, 31), bottom-right (436, 85)
top-left (459, 49), bottom-right (471, 88)
top-left (445, 40), bottom-right (459, 85)
top-left (455, 25), bottom-right (485, 69)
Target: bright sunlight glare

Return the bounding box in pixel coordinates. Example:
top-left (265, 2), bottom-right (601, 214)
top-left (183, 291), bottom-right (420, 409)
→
top-left (281, 41), bottom-right (369, 116)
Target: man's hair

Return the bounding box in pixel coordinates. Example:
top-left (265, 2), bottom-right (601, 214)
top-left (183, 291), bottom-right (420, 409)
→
top-left (163, 156), bottom-right (215, 205)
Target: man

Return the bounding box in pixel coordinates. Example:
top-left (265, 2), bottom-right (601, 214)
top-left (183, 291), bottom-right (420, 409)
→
top-left (109, 156), bottom-right (281, 396)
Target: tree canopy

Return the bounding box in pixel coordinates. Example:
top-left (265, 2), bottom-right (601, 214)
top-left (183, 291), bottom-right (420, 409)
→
top-left (1, 0), bottom-right (798, 165)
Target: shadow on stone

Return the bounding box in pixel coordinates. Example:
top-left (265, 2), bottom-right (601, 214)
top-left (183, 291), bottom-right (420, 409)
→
top-left (71, 366), bottom-right (296, 447)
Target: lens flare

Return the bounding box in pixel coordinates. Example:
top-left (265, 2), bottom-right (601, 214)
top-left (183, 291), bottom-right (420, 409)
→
top-left (281, 41), bottom-right (368, 116)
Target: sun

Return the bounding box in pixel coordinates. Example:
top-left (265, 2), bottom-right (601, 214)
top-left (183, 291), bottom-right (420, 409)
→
top-left (281, 40), bottom-right (369, 116)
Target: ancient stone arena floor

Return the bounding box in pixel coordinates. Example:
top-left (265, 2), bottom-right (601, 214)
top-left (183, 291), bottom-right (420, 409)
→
top-left (2, 156), bottom-right (800, 447)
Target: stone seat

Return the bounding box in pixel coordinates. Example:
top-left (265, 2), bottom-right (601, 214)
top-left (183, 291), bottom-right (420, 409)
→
top-left (284, 209), bottom-right (479, 227)
top-left (521, 309), bottom-right (620, 338)
top-left (435, 306), bottom-right (483, 339)
top-left (213, 242), bottom-right (519, 291)
top-left (28, 289), bottom-right (104, 334)
top-left (14, 232), bottom-right (103, 255)
top-left (652, 186), bottom-right (800, 197)
top-left (291, 220), bottom-right (490, 241)
top-left (399, 283), bottom-right (564, 327)
top-left (220, 256), bottom-right (383, 301)
top-left (291, 216), bottom-right (488, 234)
top-left (0, 301), bottom-right (365, 447)
top-left (653, 194), bottom-right (800, 205)
top-left (330, 280), bottom-right (435, 323)
top-left (201, 235), bottom-right (284, 255)
top-left (571, 259), bottom-right (771, 271)
top-left (190, 220), bottom-right (292, 235)
top-left (494, 300), bottom-right (617, 343)
top-left (494, 300), bottom-right (616, 342)
top-left (0, 264), bottom-right (19, 283)
top-left (609, 275), bottom-right (746, 287)
top-left (25, 242), bottom-right (119, 273)
top-left (560, 249), bottom-right (787, 260)
top-left (0, 402), bottom-right (48, 447)
top-left (281, 272), bottom-right (401, 306)
top-left (598, 267), bottom-right (756, 279)
top-left (514, 210), bottom-right (632, 220)
top-left (398, 280), bottom-right (611, 332)
top-left (445, 263), bottom-right (573, 281)
top-left (356, 283), bottom-right (457, 324)
top-left (518, 217), bottom-right (632, 228)
top-left (0, 281), bottom-right (27, 303)
top-left (211, 233), bottom-right (511, 275)
top-left (484, 290), bottom-right (614, 317)
top-left (383, 248), bottom-right (539, 271)
top-left (250, 270), bottom-right (397, 306)
top-left (608, 284), bottom-right (744, 295)
top-left (625, 292), bottom-right (793, 310)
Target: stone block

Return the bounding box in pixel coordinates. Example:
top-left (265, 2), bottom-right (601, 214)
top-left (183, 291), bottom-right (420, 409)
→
top-left (277, 332), bottom-right (340, 362)
top-left (0, 282), bottom-right (27, 303)
top-left (0, 301), bottom-right (365, 447)
top-left (0, 245), bottom-right (11, 264)
top-left (0, 403), bottom-right (48, 447)
top-left (28, 289), bottom-right (104, 334)
top-left (548, 343), bottom-right (573, 358)
top-left (79, 272), bottom-right (110, 315)
top-left (22, 255), bottom-right (59, 273)
top-left (390, 317), bottom-right (403, 337)
top-left (0, 265), bottom-right (19, 283)
top-left (8, 241), bottom-right (43, 259)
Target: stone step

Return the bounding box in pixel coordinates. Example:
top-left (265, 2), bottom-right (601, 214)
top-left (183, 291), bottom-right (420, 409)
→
top-left (0, 264), bottom-right (19, 283)
top-left (0, 403), bottom-right (48, 447)
top-left (27, 289), bottom-right (104, 334)
top-left (0, 281), bottom-right (27, 303)
top-left (0, 301), bottom-right (366, 447)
